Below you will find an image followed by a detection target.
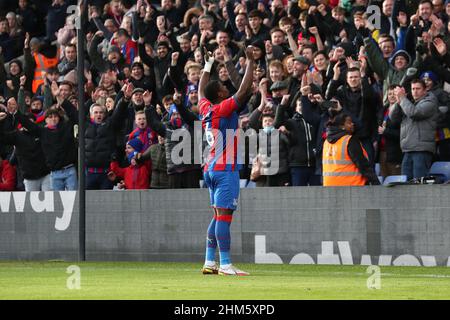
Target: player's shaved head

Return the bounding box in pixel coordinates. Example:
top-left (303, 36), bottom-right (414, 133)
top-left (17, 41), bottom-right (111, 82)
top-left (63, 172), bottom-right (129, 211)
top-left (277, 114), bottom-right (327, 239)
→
top-left (204, 80), bottom-right (222, 103)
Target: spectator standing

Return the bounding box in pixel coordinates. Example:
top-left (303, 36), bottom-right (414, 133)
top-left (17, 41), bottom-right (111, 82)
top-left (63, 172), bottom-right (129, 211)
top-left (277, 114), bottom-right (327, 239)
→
top-left (0, 111), bottom-right (51, 191)
top-left (390, 80), bottom-right (439, 180)
top-left (16, 82), bottom-right (79, 191)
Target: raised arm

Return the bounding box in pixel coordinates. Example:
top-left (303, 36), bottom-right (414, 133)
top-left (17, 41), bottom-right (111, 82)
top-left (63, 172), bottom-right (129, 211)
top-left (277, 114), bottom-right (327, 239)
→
top-left (110, 84), bottom-right (133, 129)
top-left (138, 38), bottom-right (154, 68)
top-left (234, 46), bottom-right (256, 106)
top-left (172, 91), bottom-right (198, 126)
top-left (282, 25), bottom-right (299, 56)
top-left (88, 33), bottom-right (108, 73)
top-left (17, 75), bottom-right (28, 114)
top-left (93, 17), bottom-right (113, 41)
top-left (15, 110), bottom-right (40, 136)
top-left (222, 45), bottom-right (242, 89)
top-left (198, 46), bottom-right (213, 102)
top-left (364, 36), bottom-right (390, 80)
top-left (274, 94), bottom-right (291, 129)
top-left (144, 105), bottom-right (167, 137)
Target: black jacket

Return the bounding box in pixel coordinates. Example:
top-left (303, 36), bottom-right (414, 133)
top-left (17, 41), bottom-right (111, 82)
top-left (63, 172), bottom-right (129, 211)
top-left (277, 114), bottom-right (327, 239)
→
top-left (138, 43), bottom-right (172, 101)
top-left (326, 76), bottom-right (379, 140)
top-left (274, 103), bottom-right (316, 167)
top-left (85, 101), bottom-right (127, 169)
top-left (17, 100), bottom-right (78, 171)
top-left (0, 116), bottom-right (50, 180)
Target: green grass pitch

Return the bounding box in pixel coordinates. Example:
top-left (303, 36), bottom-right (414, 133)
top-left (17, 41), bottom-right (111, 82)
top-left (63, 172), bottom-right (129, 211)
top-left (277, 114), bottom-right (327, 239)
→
top-left (1, 261), bottom-right (450, 299)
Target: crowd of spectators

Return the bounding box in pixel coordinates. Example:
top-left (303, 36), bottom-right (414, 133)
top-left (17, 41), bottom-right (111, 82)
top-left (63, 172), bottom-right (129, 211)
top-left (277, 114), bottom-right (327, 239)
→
top-left (0, 0), bottom-right (449, 191)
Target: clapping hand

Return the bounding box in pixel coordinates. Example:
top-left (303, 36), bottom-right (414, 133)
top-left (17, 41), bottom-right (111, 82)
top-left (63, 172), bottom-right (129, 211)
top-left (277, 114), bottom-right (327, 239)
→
top-left (433, 37), bottom-right (447, 56)
top-left (394, 86), bottom-right (406, 103)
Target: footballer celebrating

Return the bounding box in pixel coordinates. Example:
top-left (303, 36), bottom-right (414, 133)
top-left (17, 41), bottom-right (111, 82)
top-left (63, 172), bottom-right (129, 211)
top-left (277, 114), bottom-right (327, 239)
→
top-left (198, 45), bottom-right (255, 276)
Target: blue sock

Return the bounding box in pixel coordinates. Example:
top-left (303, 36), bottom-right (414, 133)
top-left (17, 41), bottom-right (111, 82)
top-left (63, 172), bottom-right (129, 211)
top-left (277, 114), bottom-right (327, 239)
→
top-left (216, 215), bottom-right (233, 266)
top-left (205, 216), bottom-right (217, 264)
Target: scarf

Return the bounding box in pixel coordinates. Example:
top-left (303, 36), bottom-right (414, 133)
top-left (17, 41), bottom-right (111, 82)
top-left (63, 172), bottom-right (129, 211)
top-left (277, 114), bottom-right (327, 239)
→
top-left (128, 127), bottom-right (157, 151)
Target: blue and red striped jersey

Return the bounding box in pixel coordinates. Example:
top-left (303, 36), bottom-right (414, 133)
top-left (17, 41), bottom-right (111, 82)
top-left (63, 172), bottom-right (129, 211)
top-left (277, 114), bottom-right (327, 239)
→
top-left (199, 96), bottom-right (241, 172)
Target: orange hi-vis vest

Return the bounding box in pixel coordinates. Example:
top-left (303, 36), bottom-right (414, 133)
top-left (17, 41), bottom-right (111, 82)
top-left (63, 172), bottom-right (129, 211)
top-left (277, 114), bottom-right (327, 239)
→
top-left (32, 52), bottom-right (58, 94)
top-left (322, 134), bottom-right (368, 186)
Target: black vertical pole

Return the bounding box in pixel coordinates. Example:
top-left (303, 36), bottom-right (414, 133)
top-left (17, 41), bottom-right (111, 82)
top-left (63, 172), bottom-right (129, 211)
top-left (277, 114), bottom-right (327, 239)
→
top-left (77, 0), bottom-right (88, 262)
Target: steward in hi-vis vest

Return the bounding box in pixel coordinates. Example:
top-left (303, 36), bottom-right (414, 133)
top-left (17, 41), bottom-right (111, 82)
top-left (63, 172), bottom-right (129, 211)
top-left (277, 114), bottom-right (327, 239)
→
top-left (32, 52), bottom-right (58, 94)
top-left (322, 112), bottom-right (380, 186)
top-left (23, 34), bottom-right (59, 94)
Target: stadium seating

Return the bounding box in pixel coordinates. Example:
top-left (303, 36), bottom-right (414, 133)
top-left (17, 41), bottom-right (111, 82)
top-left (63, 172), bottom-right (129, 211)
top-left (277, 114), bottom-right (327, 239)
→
top-left (375, 163), bottom-right (381, 176)
top-left (429, 162), bottom-right (450, 182)
top-left (382, 175), bottom-right (408, 185)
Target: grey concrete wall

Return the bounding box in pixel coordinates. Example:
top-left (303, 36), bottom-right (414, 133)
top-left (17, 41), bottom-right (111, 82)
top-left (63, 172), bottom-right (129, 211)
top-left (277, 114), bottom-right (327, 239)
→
top-left (1, 186), bottom-right (450, 266)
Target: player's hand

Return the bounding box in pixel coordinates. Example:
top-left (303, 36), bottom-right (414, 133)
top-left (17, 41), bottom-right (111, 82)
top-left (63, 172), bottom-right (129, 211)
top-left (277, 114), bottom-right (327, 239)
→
top-left (0, 112), bottom-right (7, 121)
top-left (203, 46), bottom-right (214, 64)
